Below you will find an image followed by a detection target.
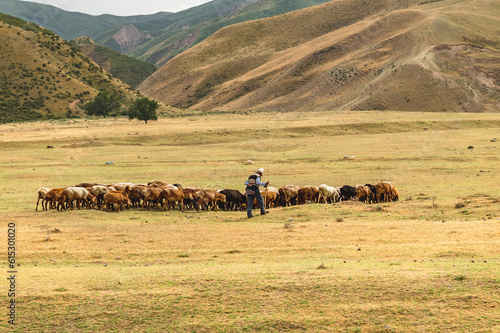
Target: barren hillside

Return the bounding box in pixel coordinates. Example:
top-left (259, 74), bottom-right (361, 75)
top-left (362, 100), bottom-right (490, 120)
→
top-left (139, 0), bottom-right (500, 112)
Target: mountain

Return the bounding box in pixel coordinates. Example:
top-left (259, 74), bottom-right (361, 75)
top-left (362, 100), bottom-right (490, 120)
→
top-left (72, 36), bottom-right (157, 88)
top-left (106, 0), bottom-right (334, 66)
top-left (3, 0), bottom-right (334, 68)
top-left (0, 13), bottom-right (138, 123)
top-left (138, 0), bottom-right (500, 113)
top-left (0, 0), bottom-right (170, 40)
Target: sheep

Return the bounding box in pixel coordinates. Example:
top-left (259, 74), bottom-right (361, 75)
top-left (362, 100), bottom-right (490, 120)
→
top-left (103, 186), bottom-right (133, 210)
top-left (101, 192), bottom-right (131, 212)
top-left (44, 188), bottom-right (65, 210)
top-left (112, 182), bottom-right (135, 191)
top-left (219, 189), bottom-right (246, 211)
top-left (110, 186), bottom-right (132, 197)
top-left (297, 185), bottom-right (319, 205)
top-left (58, 187), bottom-right (96, 211)
top-left (374, 181), bottom-right (394, 203)
top-left (36, 187), bottom-right (51, 211)
top-left (160, 188), bottom-right (185, 212)
top-left (128, 185), bottom-right (147, 208)
top-left (140, 187), bottom-right (163, 210)
top-left (90, 185), bottom-right (116, 208)
top-left (278, 185), bottom-right (301, 206)
top-left (318, 184), bottom-right (341, 204)
top-left (182, 187), bottom-right (200, 210)
top-left (147, 180), bottom-right (169, 188)
top-left (356, 185), bottom-right (374, 204)
top-left (261, 187), bottom-right (279, 209)
top-left (195, 189), bottom-right (226, 212)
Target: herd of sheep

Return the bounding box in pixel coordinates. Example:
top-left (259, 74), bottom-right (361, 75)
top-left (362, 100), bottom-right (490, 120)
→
top-left (35, 180), bottom-right (399, 213)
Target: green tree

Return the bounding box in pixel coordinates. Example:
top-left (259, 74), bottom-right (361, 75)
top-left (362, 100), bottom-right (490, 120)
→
top-left (83, 91), bottom-right (120, 118)
top-left (128, 97), bottom-right (159, 124)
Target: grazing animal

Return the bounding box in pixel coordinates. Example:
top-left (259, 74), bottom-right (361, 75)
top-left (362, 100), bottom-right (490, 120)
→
top-left (36, 187), bottom-right (51, 211)
top-left (318, 184), bottom-right (341, 204)
top-left (140, 187), bottom-right (163, 210)
top-left (261, 187), bottom-right (279, 208)
top-left (364, 184), bottom-right (378, 202)
top-left (278, 185), bottom-right (301, 206)
top-left (356, 185), bottom-right (374, 203)
top-left (391, 185), bottom-right (399, 201)
top-left (339, 185), bottom-right (357, 201)
top-left (214, 192), bottom-right (226, 210)
top-left (195, 189), bottom-right (226, 212)
top-left (128, 185), bottom-right (146, 207)
top-left (219, 189), bottom-right (246, 211)
top-left (113, 182), bottom-right (135, 191)
top-left (90, 185), bottom-right (116, 208)
top-left (101, 192), bottom-right (131, 212)
top-left (161, 188), bottom-right (185, 211)
top-left (44, 188), bottom-right (65, 210)
top-left (297, 185), bottom-right (319, 205)
top-left (110, 186), bottom-right (132, 197)
top-left (147, 180), bottom-right (169, 188)
top-left (374, 181), bottom-right (394, 203)
top-left (182, 187), bottom-right (200, 210)
top-left (58, 187), bottom-right (96, 211)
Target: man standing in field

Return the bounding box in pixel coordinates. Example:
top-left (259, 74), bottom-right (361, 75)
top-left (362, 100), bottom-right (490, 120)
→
top-left (244, 168), bottom-right (269, 218)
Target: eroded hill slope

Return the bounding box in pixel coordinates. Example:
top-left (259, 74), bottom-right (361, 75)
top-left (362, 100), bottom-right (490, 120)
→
top-left (139, 0), bottom-right (500, 112)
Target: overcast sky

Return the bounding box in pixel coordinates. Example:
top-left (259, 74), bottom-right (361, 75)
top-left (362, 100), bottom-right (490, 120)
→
top-left (21, 0), bottom-right (214, 16)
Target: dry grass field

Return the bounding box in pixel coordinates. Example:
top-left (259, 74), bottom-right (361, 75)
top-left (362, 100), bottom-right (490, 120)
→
top-left (1, 111), bottom-right (499, 332)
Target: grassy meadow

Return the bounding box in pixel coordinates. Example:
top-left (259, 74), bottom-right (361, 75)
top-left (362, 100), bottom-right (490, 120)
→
top-left (1, 111), bottom-right (499, 332)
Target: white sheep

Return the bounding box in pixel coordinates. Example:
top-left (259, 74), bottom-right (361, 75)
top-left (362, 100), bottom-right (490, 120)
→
top-left (36, 187), bottom-right (51, 211)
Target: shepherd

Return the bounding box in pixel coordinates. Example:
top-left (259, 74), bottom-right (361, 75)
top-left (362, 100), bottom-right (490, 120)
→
top-left (244, 168), bottom-right (269, 218)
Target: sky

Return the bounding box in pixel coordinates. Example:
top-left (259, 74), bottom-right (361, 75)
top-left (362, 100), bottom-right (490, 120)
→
top-left (20, 0), bottom-right (214, 16)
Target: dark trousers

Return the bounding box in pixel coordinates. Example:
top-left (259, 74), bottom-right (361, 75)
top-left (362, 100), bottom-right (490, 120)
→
top-left (247, 191), bottom-right (265, 217)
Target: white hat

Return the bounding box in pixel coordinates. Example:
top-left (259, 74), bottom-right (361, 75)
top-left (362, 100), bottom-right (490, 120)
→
top-left (257, 168), bottom-right (264, 174)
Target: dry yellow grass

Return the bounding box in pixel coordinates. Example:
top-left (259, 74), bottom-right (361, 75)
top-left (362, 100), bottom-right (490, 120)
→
top-left (0, 111), bottom-right (499, 332)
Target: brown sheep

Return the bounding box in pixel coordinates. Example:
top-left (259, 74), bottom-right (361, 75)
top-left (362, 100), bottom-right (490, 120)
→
top-left (356, 185), bottom-right (374, 204)
top-left (279, 185), bottom-right (301, 206)
top-left (195, 189), bottom-right (226, 212)
top-left (182, 187), bottom-right (200, 210)
top-left (297, 185), bottom-right (319, 205)
top-left (374, 181), bottom-right (394, 203)
top-left (140, 187), bottom-right (163, 210)
top-left (161, 188), bottom-right (185, 211)
top-left (147, 180), bottom-right (169, 188)
top-left (261, 187), bottom-right (279, 209)
top-left (101, 192), bottom-right (131, 212)
top-left (392, 185), bottom-right (399, 202)
top-left (109, 186), bottom-right (132, 198)
top-left (90, 185), bottom-right (116, 209)
top-left (128, 185), bottom-right (147, 208)
top-left (44, 188), bottom-right (65, 210)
